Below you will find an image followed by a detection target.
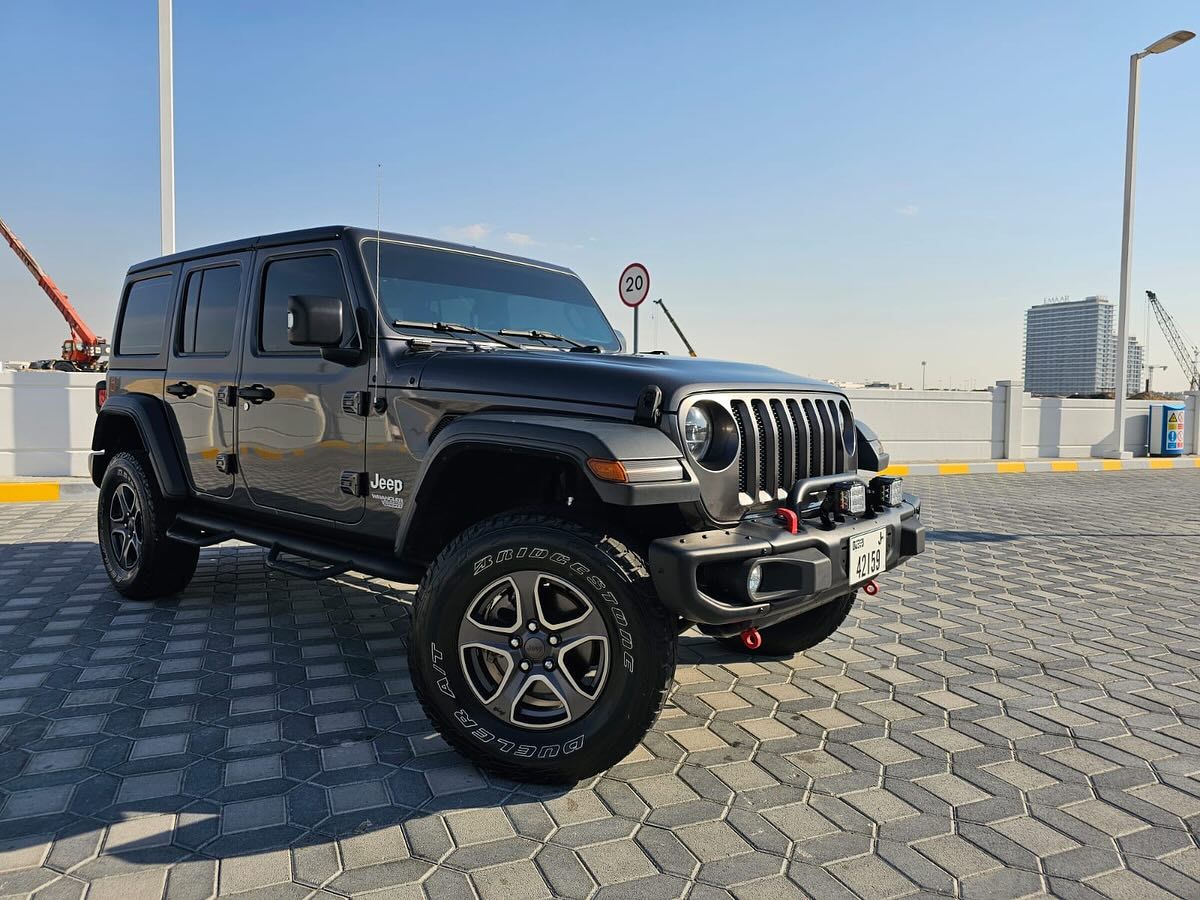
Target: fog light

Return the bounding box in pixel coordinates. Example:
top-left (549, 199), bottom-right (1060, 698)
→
top-left (870, 475), bottom-right (904, 508)
top-left (747, 564), bottom-right (763, 594)
top-left (834, 481), bottom-right (867, 516)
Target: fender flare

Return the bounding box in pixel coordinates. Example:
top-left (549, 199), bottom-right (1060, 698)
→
top-left (394, 412), bottom-right (700, 555)
top-left (92, 394), bottom-right (190, 498)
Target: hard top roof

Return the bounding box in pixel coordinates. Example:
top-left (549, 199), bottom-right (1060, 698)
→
top-left (127, 226), bottom-right (576, 276)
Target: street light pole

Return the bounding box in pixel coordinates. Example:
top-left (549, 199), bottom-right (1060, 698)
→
top-left (158, 0), bottom-right (175, 256)
top-left (921, 361), bottom-right (927, 391)
top-left (1110, 29), bottom-right (1193, 457)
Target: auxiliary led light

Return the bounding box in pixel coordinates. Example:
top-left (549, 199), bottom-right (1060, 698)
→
top-left (870, 475), bottom-right (904, 508)
top-left (834, 481), bottom-right (867, 516)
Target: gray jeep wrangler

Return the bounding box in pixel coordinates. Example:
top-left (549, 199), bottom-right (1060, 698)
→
top-left (92, 226), bottom-right (924, 782)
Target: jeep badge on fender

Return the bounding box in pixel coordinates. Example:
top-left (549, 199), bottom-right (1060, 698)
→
top-left (90, 225), bottom-right (925, 784)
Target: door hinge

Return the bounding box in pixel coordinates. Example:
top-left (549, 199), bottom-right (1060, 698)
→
top-left (218, 385), bottom-right (238, 407)
top-left (216, 452), bottom-right (238, 475)
top-left (340, 470), bottom-right (369, 497)
top-left (342, 391), bottom-right (370, 417)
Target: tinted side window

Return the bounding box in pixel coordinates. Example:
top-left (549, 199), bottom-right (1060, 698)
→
top-left (180, 265), bottom-right (241, 355)
top-left (260, 255), bottom-right (347, 352)
top-left (117, 276), bottom-right (172, 355)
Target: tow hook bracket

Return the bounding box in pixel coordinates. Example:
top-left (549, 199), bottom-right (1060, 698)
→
top-left (774, 507), bottom-right (799, 534)
top-left (863, 579), bottom-right (879, 596)
top-left (740, 626), bottom-right (762, 650)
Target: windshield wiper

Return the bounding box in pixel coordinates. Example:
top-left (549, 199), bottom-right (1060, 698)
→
top-left (393, 321), bottom-right (523, 350)
top-left (498, 329), bottom-right (602, 353)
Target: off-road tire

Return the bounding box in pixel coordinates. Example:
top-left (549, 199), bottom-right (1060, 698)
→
top-left (408, 513), bottom-right (676, 783)
top-left (719, 592), bottom-right (856, 656)
top-left (97, 451), bottom-right (199, 599)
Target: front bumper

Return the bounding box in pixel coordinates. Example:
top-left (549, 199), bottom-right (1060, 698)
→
top-left (648, 491), bottom-right (924, 635)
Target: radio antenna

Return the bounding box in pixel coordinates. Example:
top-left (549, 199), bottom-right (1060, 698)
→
top-left (372, 163), bottom-right (384, 411)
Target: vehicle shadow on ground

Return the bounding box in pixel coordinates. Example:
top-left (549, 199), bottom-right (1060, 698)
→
top-left (927, 529), bottom-right (1019, 543)
top-left (0, 544), bottom-right (574, 873)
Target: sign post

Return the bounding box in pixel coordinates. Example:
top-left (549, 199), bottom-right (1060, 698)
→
top-left (619, 263), bottom-right (650, 353)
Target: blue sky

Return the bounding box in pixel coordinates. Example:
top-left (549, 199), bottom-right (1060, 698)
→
top-left (2, 2), bottom-right (1197, 389)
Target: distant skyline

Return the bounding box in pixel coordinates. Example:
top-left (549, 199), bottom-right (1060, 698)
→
top-left (2, 2), bottom-right (1198, 389)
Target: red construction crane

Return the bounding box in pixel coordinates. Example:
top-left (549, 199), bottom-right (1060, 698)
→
top-left (1, 215), bottom-right (108, 371)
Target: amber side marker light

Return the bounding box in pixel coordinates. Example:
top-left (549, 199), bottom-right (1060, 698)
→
top-left (586, 459), bottom-right (628, 483)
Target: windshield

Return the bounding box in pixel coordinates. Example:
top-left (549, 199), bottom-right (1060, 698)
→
top-left (361, 240), bottom-right (620, 352)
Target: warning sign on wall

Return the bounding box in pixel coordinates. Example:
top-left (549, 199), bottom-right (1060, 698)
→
top-left (1166, 410), bottom-right (1184, 452)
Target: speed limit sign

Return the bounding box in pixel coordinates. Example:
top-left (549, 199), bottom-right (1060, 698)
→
top-left (619, 263), bottom-right (650, 308)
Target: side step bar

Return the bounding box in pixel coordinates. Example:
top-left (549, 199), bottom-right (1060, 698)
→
top-left (166, 524), bottom-right (235, 547)
top-left (171, 510), bottom-right (423, 584)
top-left (265, 545), bottom-right (351, 581)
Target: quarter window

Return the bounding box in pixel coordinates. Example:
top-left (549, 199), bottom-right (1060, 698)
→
top-left (260, 255), bottom-right (348, 352)
top-left (180, 265), bottom-right (241, 355)
top-left (117, 275), bottom-right (172, 355)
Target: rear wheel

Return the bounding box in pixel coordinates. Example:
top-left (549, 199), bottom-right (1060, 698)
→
top-left (718, 592), bottom-right (856, 656)
top-left (408, 513), bottom-right (676, 783)
top-left (98, 452), bottom-right (198, 599)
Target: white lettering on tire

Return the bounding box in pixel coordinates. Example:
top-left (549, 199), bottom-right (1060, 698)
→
top-left (440, 544), bottom-right (637, 752)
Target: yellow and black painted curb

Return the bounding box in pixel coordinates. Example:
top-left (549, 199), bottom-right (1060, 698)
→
top-left (0, 481), bottom-right (97, 503)
top-left (881, 457), bottom-right (1199, 477)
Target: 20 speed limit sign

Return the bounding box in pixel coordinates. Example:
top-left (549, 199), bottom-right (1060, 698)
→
top-left (619, 263), bottom-right (650, 307)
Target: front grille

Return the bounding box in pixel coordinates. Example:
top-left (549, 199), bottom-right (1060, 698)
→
top-left (729, 395), bottom-right (851, 500)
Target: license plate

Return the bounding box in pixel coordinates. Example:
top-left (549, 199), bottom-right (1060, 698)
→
top-left (849, 527), bottom-right (886, 585)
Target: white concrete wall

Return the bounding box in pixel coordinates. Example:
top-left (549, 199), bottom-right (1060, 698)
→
top-left (845, 389), bottom-right (1003, 461)
top-left (845, 385), bottom-right (1197, 462)
top-left (0, 370), bottom-right (98, 477)
top-left (1022, 396), bottom-right (1152, 459)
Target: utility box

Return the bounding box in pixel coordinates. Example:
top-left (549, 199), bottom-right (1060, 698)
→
top-left (1149, 403), bottom-right (1185, 457)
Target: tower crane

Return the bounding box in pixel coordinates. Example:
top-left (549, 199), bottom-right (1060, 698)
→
top-left (653, 298), bottom-right (697, 357)
top-left (1, 216), bottom-right (108, 371)
top-left (1146, 291), bottom-right (1199, 390)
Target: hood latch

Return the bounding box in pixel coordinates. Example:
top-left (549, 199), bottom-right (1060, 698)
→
top-left (633, 384), bottom-right (663, 427)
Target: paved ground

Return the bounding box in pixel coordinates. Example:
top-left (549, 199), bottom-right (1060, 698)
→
top-left (0, 472), bottom-right (1198, 899)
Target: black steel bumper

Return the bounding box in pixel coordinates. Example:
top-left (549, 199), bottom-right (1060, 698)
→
top-left (648, 493), bottom-right (925, 635)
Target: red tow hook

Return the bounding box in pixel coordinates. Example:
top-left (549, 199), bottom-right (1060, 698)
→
top-left (740, 627), bottom-right (763, 650)
top-left (863, 579), bottom-right (880, 596)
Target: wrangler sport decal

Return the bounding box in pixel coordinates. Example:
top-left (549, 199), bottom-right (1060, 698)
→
top-left (370, 473), bottom-right (405, 510)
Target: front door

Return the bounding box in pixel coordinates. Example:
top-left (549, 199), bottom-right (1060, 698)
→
top-left (164, 252), bottom-right (250, 499)
top-left (235, 245), bottom-right (368, 524)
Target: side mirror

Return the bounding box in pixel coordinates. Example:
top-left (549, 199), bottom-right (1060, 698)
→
top-left (288, 295), bottom-right (344, 347)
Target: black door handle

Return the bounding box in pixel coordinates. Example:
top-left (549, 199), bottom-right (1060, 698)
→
top-left (239, 384), bottom-right (275, 403)
top-left (166, 381), bottom-right (197, 398)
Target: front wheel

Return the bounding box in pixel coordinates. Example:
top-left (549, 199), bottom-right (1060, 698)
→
top-left (408, 514), bottom-right (676, 783)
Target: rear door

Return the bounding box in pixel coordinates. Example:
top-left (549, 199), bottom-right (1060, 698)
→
top-left (234, 245), bottom-right (369, 524)
top-left (164, 253), bottom-right (249, 498)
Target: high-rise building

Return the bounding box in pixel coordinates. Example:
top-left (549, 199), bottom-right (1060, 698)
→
top-left (1101, 335), bottom-right (1144, 395)
top-left (1023, 296), bottom-right (1143, 396)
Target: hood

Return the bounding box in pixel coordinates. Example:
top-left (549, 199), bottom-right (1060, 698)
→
top-left (411, 350), bottom-right (840, 411)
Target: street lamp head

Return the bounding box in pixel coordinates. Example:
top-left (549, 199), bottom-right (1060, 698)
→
top-left (1144, 30), bottom-right (1195, 54)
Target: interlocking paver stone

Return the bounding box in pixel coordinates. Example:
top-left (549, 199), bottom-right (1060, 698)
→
top-left (0, 472), bottom-right (1198, 897)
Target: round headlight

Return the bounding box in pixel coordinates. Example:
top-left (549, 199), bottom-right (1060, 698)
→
top-left (684, 406), bottom-right (712, 458)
